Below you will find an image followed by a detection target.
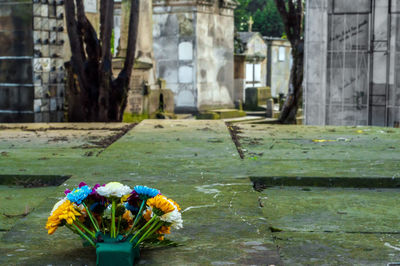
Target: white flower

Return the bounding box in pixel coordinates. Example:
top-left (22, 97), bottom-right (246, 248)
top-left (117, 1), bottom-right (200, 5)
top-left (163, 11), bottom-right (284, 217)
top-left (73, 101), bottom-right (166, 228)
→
top-left (50, 197), bottom-right (67, 215)
top-left (160, 198), bottom-right (183, 229)
top-left (160, 209), bottom-right (183, 229)
top-left (96, 182), bottom-right (132, 198)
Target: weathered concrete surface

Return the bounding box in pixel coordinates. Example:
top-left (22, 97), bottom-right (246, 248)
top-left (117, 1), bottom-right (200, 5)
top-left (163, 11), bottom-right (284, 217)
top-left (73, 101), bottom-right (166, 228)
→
top-left (260, 187), bottom-right (400, 233)
top-left (258, 187), bottom-right (400, 265)
top-left (0, 123), bottom-right (134, 175)
top-left (1, 121), bottom-right (400, 265)
top-left (274, 232), bottom-right (400, 266)
top-left (235, 123), bottom-right (400, 178)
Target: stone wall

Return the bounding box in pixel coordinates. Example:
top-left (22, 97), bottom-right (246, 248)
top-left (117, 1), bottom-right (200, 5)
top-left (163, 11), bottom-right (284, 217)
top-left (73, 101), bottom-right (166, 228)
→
top-left (304, 0), bottom-right (400, 127)
top-left (153, 0), bottom-right (236, 113)
top-left (33, 1), bottom-right (65, 122)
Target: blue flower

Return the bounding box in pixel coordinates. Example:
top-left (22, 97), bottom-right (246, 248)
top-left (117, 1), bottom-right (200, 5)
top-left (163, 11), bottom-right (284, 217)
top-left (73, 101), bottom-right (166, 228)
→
top-left (67, 185), bottom-right (92, 204)
top-left (133, 185), bottom-right (160, 200)
top-left (124, 203), bottom-right (139, 214)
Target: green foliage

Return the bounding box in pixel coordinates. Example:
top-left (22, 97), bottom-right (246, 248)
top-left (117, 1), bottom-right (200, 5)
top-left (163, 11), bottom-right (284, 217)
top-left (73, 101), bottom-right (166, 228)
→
top-left (111, 29), bottom-right (115, 56)
top-left (234, 0), bottom-right (285, 37)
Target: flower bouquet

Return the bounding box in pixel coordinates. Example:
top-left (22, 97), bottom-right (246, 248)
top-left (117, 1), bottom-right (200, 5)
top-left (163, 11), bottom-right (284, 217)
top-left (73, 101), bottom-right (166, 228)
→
top-left (45, 182), bottom-right (183, 266)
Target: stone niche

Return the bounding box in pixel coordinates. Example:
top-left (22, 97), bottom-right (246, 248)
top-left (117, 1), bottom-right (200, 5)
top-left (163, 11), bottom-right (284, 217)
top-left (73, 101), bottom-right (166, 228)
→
top-left (153, 0), bottom-right (237, 113)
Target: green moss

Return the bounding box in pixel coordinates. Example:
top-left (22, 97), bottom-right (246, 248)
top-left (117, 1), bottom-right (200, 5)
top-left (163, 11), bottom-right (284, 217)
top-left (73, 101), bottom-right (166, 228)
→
top-left (196, 110), bottom-right (246, 120)
top-left (122, 113), bottom-right (149, 123)
top-left (149, 112), bottom-right (177, 119)
top-left (196, 112), bottom-right (221, 120)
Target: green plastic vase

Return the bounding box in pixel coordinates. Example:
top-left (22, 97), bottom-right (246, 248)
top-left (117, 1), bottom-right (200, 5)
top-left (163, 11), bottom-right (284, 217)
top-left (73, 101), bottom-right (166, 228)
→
top-left (95, 233), bottom-right (140, 266)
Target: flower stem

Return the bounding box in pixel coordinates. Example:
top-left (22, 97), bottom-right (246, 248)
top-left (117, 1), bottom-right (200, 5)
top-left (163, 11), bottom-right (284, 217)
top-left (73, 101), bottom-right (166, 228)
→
top-left (100, 219), bottom-right (105, 234)
top-left (133, 200), bottom-right (146, 228)
top-left (70, 223), bottom-right (96, 247)
top-left (82, 202), bottom-right (100, 232)
top-left (129, 215), bottom-right (157, 243)
top-left (125, 200), bottom-right (146, 237)
top-left (111, 199), bottom-right (116, 238)
top-left (74, 220), bottom-right (96, 239)
top-left (148, 222), bottom-right (163, 238)
top-left (134, 220), bottom-right (162, 247)
top-left (116, 215), bottom-right (121, 236)
top-left (65, 223), bottom-right (78, 234)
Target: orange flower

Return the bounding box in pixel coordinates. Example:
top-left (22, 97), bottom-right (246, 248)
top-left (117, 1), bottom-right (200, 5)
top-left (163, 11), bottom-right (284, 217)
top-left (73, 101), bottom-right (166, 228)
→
top-left (157, 225), bottom-right (171, 235)
top-left (143, 209), bottom-right (152, 221)
top-left (122, 210), bottom-right (133, 229)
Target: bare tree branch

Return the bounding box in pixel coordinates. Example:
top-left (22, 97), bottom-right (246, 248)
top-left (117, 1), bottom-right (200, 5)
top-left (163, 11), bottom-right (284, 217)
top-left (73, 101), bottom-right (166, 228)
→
top-left (97, 0), bottom-right (114, 120)
top-left (65, 0), bottom-right (140, 122)
top-left (274, 0), bottom-right (295, 44)
top-left (99, 0), bottom-right (114, 73)
top-left (76, 0), bottom-right (100, 61)
top-left (113, 0), bottom-right (140, 121)
top-left (297, 0), bottom-right (304, 36)
top-left (64, 0), bottom-right (88, 90)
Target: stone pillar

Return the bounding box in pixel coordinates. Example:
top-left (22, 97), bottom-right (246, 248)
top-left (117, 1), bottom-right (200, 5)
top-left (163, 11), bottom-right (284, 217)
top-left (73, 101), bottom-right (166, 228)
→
top-left (118, 0), bottom-right (158, 89)
top-left (303, 0), bottom-right (328, 125)
top-left (266, 98), bottom-right (274, 118)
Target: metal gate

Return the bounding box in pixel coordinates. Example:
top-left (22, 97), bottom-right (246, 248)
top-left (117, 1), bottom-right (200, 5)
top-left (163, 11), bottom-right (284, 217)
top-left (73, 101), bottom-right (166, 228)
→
top-left (326, 0), bottom-right (400, 126)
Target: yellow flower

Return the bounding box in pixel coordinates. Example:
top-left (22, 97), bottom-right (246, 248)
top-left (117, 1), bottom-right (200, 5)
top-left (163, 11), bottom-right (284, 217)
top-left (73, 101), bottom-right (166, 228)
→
top-left (120, 194), bottom-right (130, 203)
top-left (146, 195), bottom-right (175, 215)
top-left (312, 139), bottom-right (335, 143)
top-left (45, 200), bottom-right (81, 235)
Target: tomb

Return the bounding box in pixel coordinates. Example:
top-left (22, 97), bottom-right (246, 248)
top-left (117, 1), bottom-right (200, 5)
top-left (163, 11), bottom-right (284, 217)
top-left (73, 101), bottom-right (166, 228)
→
top-left (152, 0), bottom-right (238, 113)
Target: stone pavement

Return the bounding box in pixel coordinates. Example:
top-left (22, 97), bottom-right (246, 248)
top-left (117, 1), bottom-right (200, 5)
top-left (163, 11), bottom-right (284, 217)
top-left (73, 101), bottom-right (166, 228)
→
top-left (0, 120), bottom-right (400, 265)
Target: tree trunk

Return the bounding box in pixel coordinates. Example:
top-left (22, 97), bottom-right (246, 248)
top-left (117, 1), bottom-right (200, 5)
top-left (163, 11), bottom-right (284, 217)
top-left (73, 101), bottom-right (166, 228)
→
top-left (279, 41), bottom-right (304, 124)
top-left (273, 0), bottom-right (304, 124)
top-left (64, 0), bottom-right (140, 122)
